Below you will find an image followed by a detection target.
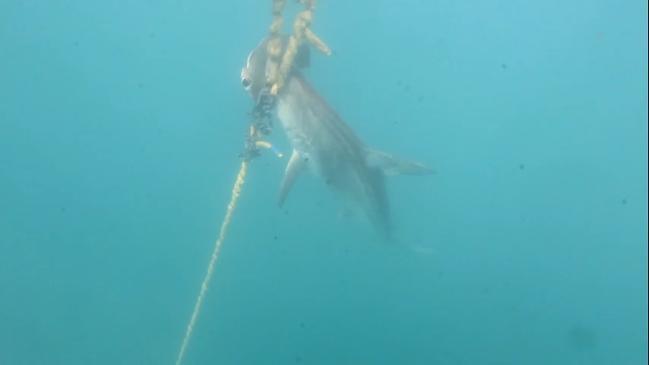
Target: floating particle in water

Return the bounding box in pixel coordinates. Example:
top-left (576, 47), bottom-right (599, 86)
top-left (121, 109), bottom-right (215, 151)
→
top-left (567, 324), bottom-right (598, 351)
top-left (273, 235), bottom-right (278, 241)
top-left (501, 63), bottom-right (508, 70)
top-left (417, 95), bottom-right (425, 103)
top-left (621, 198), bottom-right (628, 205)
top-left (519, 164), bottom-right (525, 170)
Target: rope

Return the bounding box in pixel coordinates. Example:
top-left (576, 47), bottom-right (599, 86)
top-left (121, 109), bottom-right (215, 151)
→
top-left (267, 0), bottom-right (330, 95)
top-left (174, 160), bottom-right (248, 365)
top-left (174, 1), bottom-right (330, 363)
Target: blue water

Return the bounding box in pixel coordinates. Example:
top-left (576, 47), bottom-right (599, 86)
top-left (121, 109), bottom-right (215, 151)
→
top-left (1, 1), bottom-right (647, 364)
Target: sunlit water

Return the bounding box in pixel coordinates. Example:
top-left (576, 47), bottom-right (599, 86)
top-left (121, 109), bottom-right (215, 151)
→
top-left (1, 1), bottom-right (647, 364)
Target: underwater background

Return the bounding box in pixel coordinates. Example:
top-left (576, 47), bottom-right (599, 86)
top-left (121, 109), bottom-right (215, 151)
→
top-left (1, 1), bottom-right (647, 364)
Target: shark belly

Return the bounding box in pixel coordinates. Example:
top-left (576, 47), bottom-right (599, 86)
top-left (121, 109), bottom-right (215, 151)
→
top-left (274, 76), bottom-right (392, 237)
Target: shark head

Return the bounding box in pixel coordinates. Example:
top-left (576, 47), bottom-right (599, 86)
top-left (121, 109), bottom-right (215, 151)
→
top-left (240, 37), bottom-right (310, 101)
top-left (239, 39), bottom-right (268, 101)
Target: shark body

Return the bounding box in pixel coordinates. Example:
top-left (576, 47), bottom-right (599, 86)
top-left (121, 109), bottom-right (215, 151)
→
top-left (241, 38), bottom-right (432, 238)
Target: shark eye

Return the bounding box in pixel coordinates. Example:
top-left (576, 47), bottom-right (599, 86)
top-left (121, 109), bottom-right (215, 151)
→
top-left (241, 77), bottom-right (251, 89)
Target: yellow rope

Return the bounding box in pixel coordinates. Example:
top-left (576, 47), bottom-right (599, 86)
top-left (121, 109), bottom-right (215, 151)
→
top-left (268, 0), bottom-right (330, 95)
top-left (175, 1), bottom-right (331, 363)
top-left (175, 160), bottom-right (248, 365)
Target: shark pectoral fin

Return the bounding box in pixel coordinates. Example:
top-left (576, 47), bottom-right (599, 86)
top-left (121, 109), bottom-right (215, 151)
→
top-left (278, 149), bottom-right (306, 207)
top-left (365, 148), bottom-right (435, 176)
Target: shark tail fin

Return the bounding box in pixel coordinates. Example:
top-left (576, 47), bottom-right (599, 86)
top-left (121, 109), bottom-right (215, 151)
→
top-left (365, 148), bottom-right (434, 177)
top-left (364, 165), bottom-right (392, 241)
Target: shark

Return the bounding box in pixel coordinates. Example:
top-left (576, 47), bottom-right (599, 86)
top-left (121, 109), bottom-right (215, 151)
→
top-left (240, 38), bottom-right (432, 239)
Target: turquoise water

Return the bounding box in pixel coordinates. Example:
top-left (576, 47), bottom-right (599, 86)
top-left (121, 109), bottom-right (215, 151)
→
top-left (1, 1), bottom-right (647, 364)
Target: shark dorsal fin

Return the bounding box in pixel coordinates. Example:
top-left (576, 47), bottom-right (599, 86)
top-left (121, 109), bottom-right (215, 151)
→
top-left (365, 148), bottom-right (434, 176)
top-left (278, 149), bottom-right (307, 207)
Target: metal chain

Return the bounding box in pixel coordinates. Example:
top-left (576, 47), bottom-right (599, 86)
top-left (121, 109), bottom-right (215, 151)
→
top-left (240, 87), bottom-right (277, 161)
